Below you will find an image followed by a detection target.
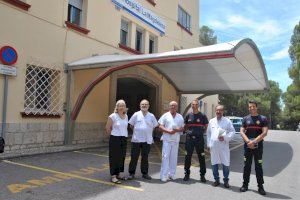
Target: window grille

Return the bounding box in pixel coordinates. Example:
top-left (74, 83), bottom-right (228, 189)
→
top-left (24, 63), bottom-right (64, 116)
top-left (180, 96), bottom-right (187, 114)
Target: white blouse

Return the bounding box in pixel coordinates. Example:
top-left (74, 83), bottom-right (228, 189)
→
top-left (109, 113), bottom-right (128, 137)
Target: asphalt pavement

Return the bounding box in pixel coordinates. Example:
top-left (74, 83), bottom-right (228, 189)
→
top-left (0, 130), bottom-right (298, 200)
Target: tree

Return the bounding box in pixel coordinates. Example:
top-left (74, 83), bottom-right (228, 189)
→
top-left (283, 21), bottom-right (300, 130)
top-left (219, 80), bottom-right (282, 129)
top-left (199, 25), bottom-right (217, 45)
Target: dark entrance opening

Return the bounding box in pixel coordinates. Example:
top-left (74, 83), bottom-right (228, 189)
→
top-left (116, 78), bottom-right (157, 119)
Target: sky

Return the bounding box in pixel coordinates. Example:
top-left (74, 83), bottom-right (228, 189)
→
top-left (199, 0), bottom-right (300, 92)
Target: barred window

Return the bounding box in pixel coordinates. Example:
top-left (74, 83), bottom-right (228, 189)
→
top-left (24, 65), bottom-right (64, 116)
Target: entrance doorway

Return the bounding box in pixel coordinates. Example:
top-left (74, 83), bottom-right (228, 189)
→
top-left (116, 78), bottom-right (157, 119)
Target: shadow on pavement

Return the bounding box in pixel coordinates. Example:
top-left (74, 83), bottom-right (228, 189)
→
top-left (220, 141), bottom-right (293, 177)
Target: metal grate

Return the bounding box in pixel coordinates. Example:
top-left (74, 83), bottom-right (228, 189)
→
top-left (24, 62), bottom-right (64, 115)
top-left (180, 96), bottom-right (187, 114)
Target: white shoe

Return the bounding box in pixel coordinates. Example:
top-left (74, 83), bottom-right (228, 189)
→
top-left (111, 176), bottom-right (121, 184)
top-left (168, 175), bottom-right (175, 180)
top-left (161, 178), bottom-right (168, 182)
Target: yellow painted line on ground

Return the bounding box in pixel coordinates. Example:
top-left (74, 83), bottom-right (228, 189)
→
top-left (229, 142), bottom-right (244, 151)
top-left (74, 150), bottom-right (109, 157)
top-left (74, 150), bottom-right (162, 166)
top-left (73, 151), bottom-right (131, 161)
top-left (3, 160), bottom-right (143, 192)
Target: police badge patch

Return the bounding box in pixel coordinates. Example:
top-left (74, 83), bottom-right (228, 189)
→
top-left (256, 120), bottom-right (260, 125)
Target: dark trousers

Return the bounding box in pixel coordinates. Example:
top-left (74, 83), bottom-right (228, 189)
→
top-left (109, 135), bottom-right (127, 176)
top-left (129, 142), bottom-right (151, 175)
top-left (243, 143), bottom-right (264, 186)
top-left (184, 136), bottom-right (206, 176)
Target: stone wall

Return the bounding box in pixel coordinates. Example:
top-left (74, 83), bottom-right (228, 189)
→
top-left (2, 123), bottom-right (65, 153)
top-left (1, 122), bottom-right (106, 154)
top-left (73, 122), bottom-right (106, 145)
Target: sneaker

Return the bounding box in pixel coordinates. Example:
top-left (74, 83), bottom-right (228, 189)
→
top-left (258, 186), bottom-right (266, 195)
top-left (224, 182), bottom-right (230, 188)
top-left (168, 175), bottom-right (175, 180)
top-left (127, 174), bottom-right (135, 180)
top-left (142, 174), bottom-right (152, 180)
top-left (183, 174), bottom-right (190, 181)
top-left (111, 175), bottom-right (121, 184)
top-left (240, 185), bottom-right (248, 192)
top-left (212, 181), bottom-right (220, 187)
top-left (200, 175), bottom-right (207, 183)
top-left (161, 178), bottom-right (168, 182)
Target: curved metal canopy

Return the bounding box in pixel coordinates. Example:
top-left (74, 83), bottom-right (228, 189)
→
top-left (68, 38), bottom-right (269, 94)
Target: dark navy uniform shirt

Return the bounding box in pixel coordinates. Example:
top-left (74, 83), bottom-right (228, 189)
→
top-left (185, 112), bottom-right (208, 138)
top-left (242, 114), bottom-right (268, 145)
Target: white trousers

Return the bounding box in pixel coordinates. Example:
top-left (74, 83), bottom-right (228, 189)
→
top-left (160, 140), bottom-right (179, 180)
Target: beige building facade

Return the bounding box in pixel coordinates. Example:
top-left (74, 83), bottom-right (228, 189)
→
top-left (0, 0), bottom-right (218, 155)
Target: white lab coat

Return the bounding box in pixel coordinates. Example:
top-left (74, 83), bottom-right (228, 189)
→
top-left (158, 112), bottom-right (184, 180)
top-left (206, 117), bottom-right (235, 166)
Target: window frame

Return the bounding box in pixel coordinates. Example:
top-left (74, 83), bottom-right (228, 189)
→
top-left (68, 4), bottom-right (82, 26)
top-left (120, 19), bottom-right (130, 46)
top-left (177, 6), bottom-right (192, 35)
top-left (135, 28), bottom-right (144, 53)
top-left (149, 34), bottom-right (157, 54)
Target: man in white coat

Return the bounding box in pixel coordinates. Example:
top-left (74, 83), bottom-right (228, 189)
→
top-left (128, 99), bottom-right (158, 180)
top-left (207, 105), bottom-right (235, 188)
top-left (158, 101), bottom-right (184, 182)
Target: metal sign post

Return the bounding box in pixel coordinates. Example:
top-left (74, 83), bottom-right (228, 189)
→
top-left (1, 75), bottom-right (8, 138)
top-left (0, 46), bottom-right (18, 138)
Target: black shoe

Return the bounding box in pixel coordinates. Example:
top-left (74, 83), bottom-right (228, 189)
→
top-left (240, 185), bottom-right (248, 192)
top-left (142, 174), bottom-right (152, 180)
top-left (212, 181), bottom-right (220, 187)
top-left (258, 186), bottom-right (266, 195)
top-left (200, 176), bottom-right (206, 183)
top-left (224, 182), bottom-right (230, 188)
top-left (183, 174), bottom-right (190, 181)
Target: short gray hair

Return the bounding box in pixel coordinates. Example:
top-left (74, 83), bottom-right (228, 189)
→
top-left (114, 99), bottom-right (127, 114)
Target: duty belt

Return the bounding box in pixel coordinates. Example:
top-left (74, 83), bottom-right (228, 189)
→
top-left (186, 123), bottom-right (207, 127)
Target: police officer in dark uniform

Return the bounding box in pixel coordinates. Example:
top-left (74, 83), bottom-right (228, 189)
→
top-left (183, 99), bottom-right (208, 182)
top-left (240, 100), bottom-right (268, 195)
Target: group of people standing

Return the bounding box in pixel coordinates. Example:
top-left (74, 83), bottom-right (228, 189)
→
top-left (105, 99), bottom-right (268, 196)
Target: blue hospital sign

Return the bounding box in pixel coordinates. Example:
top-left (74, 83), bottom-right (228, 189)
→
top-left (0, 46), bottom-right (18, 65)
top-left (112, 0), bottom-right (166, 35)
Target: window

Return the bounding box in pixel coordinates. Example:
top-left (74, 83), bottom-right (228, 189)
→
top-left (24, 65), bottom-right (64, 116)
top-left (120, 19), bottom-right (129, 46)
top-left (135, 28), bottom-right (144, 52)
top-left (149, 35), bottom-right (157, 54)
top-left (178, 6), bottom-right (191, 31)
top-left (68, 0), bottom-right (83, 26)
